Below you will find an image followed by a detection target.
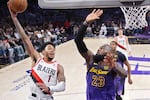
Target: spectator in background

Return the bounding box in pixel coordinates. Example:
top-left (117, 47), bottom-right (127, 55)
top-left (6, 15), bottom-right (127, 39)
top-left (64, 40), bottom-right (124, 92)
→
top-left (86, 24), bottom-right (93, 37)
top-left (99, 23), bottom-right (107, 37)
top-left (0, 38), bottom-right (7, 64)
top-left (3, 38), bottom-right (15, 64)
top-left (73, 25), bottom-right (79, 36)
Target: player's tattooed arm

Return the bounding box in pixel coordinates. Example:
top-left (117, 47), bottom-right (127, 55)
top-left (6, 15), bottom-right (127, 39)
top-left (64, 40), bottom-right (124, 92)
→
top-left (113, 63), bottom-right (127, 77)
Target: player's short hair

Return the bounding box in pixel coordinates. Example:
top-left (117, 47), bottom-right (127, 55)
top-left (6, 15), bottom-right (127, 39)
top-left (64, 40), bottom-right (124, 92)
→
top-left (40, 42), bottom-right (55, 51)
top-left (110, 41), bottom-right (117, 45)
top-left (117, 28), bottom-right (123, 31)
top-left (100, 44), bottom-right (115, 54)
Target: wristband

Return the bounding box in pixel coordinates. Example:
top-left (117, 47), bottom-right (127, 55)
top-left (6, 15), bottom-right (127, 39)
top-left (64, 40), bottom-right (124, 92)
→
top-left (83, 21), bottom-right (89, 26)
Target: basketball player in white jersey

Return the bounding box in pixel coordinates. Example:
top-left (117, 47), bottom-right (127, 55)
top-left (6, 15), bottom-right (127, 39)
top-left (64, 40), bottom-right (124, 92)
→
top-left (8, 4), bottom-right (65, 100)
top-left (114, 28), bottom-right (131, 60)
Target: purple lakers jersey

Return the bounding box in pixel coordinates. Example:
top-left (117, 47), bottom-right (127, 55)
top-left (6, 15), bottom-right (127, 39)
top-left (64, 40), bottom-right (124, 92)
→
top-left (86, 62), bottom-right (116, 100)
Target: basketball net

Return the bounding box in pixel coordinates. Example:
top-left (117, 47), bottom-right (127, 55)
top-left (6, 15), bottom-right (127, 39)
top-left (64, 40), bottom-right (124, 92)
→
top-left (120, 6), bottom-right (150, 30)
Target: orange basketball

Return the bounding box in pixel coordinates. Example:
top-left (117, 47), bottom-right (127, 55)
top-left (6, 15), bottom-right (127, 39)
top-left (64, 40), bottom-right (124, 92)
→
top-left (9, 0), bottom-right (28, 13)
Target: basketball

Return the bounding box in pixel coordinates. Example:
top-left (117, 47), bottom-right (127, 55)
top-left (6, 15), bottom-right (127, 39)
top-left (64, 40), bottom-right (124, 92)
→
top-left (9, 0), bottom-right (28, 13)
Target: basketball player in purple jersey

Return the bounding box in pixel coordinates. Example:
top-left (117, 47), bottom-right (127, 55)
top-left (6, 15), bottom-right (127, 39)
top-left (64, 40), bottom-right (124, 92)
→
top-left (110, 41), bottom-right (132, 100)
top-left (75, 9), bottom-right (127, 100)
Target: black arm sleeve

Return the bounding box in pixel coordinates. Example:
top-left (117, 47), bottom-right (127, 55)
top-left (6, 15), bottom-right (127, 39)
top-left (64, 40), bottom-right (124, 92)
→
top-left (74, 23), bottom-right (88, 53)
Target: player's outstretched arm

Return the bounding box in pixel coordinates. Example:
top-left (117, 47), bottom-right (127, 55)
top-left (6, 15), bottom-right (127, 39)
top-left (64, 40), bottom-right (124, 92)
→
top-left (74, 9), bottom-right (103, 65)
top-left (126, 36), bottom-right (132, 56)
top-left (8, 3), bottom-right (40, 60)
top-left (124, 60), bottom-right (133, 84)
top-left (113, 63), bottom-right (127, 77)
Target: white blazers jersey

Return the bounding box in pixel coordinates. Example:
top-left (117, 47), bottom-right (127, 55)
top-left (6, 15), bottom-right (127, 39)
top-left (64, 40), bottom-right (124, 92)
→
top-left (29, 58), bottom-right (58, 95)
top-left (116, 36), bottom-right (129, 59)
top-left (116, 36), bottom-right (127, 52)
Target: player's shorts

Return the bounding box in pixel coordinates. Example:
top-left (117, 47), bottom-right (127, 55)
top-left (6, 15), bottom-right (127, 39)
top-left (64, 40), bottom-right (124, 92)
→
top-left (27, 93), bottom-right (54, 100)
top-left (27, 76), bottom-right (54, 100)
top-left (87, 95), bottom-right (115, 100)
top-left (114, 76), bottom-right (125, 95)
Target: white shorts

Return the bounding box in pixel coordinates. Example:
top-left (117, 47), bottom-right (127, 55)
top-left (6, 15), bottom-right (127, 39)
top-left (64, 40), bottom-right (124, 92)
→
top-left (27, 93), bottom-right (54, 100)
top-left (27, 76), bottom-right (54, 100)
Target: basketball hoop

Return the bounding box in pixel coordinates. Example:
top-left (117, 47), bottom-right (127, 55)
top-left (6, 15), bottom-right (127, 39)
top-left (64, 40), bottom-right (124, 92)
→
top-left (120, 6), bottom-right (150, 30)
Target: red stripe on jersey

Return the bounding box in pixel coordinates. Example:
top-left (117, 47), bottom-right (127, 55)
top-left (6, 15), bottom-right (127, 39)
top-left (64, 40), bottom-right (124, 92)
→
top-left (31, 69), bottom-right (51, 94)
top-left (31, 69), bottom-right (44, 83)
top-left (116, 42), bottom-right (127, 50)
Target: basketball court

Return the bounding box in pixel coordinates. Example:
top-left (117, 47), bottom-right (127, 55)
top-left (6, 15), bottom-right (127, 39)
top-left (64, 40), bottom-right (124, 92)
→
top-left (0, 0), bottom-right (150, 100)
top-left (0, 38), bottom-right (150, 100)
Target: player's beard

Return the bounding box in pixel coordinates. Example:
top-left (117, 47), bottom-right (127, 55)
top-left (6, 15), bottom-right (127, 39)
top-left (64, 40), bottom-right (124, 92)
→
top-left (48, 57), bottom-right (53, 61)
top-left (93, 54), bottom-right (105, 63)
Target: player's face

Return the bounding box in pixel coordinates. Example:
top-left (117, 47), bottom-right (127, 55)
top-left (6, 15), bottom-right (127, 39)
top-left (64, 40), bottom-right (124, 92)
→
top-left (44, 44), bottom-right (55, 60)
top-left (118, 29), bottom-right (123, 35)
top-left (110, 42), bottom-right (117, 50)
top-left (102, 50), bottom-right (116, 66)
top-left (96, 46), bottom-right (116, 66)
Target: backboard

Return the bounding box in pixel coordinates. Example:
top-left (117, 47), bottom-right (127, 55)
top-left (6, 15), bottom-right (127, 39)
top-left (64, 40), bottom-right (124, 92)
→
top-left (38, 0), bottom-right (150, 9)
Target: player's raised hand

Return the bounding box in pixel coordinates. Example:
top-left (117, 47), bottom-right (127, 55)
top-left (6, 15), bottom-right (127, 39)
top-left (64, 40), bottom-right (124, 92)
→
top-left (7, 2), bottom-right (18, 19)
top-left (103, 52), bottom-right (117, 69)
top-left (85, 9), bottom-right (103, 24)
top-left (128, 78), bottom-right (133, 84)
